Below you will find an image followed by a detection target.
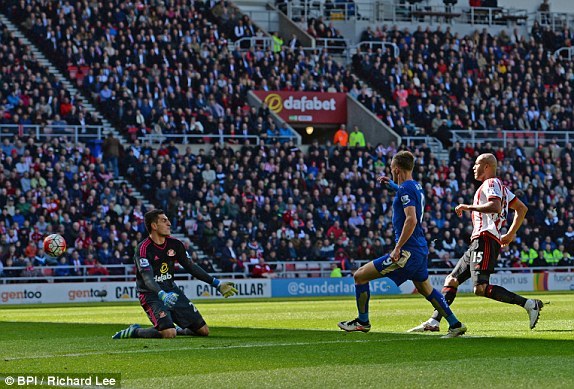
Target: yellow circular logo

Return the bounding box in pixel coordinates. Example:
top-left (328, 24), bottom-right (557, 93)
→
top-left (264, 94), bottom-right (283, 113)
top-left (160, 263), bottom-right (169, 274)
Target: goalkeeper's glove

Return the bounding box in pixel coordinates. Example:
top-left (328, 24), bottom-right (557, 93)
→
top-left (212, 278), bottom-right (238, 298)
top-left (158, 290), bottom-right (179, 308)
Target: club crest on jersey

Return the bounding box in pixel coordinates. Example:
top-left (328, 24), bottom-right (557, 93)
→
top-left (167, 249), bottom-right (176, 257)
top-left (139, 258), bottom-right (149, 267)
top-left (401, 195), bottom-right (410, 205)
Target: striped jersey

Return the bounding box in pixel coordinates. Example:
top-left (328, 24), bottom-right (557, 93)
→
top-left (470, 177), bottom-right (516, 243)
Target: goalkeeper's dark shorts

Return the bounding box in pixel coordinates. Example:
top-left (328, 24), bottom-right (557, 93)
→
top-left (138, 290), bottom-right (206, 332)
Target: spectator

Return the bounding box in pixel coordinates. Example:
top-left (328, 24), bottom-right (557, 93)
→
top-left (349, 126), bottom-right (366, 147)
top-left (251, 258), bottom-right (277, 278)
top-left (333, 124), bottom-right (349, 147)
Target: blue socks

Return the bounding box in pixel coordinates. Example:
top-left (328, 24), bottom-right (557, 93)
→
top-left (355, 283), bottom-right (370, 323)
top-left (426, 288), bottom-right (460, 327)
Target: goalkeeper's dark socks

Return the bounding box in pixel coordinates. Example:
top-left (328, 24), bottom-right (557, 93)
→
top-left (485, 285), bottom-right (527, 306)
top-left (134, 327), bottom-right (162, 338)
top-left (176, 327), bottom-right (194, 336)
top-left (355, 282), bottom-right (370, 323)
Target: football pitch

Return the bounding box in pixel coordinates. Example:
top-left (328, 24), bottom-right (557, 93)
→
top-left (1, 292), bottom-right (573, 388)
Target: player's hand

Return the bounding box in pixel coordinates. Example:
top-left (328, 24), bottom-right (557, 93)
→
top-left (158, 290), bottom-right (179, 308)
top-left (377, 175), bottom-right (399, 191)
top-left (501, 232), bottom-right (515, 247)
top-left (389, 247), bottom-right (401, 263)
top-left (217, 282), bottom-right (238, 298)
top-left (377, 175), bottom-right (389, 184)
top-left (455, 204), bottom-right (470, 217)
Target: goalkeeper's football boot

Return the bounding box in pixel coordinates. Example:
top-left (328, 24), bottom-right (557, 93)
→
top-left (338, 318), bottom-right (371, 333)
top-left (407, 318), bottom-right (440, 333)
top-left (112, 324), bottom-right (140, 339)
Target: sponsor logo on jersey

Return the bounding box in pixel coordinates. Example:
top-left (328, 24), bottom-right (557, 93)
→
top-left (154, 255), bottom-right (160, 261)
top-left (154, 273), bottom-right (173, 282)
top-left (160, 262), bottom-right (169, 274)
top-left (139, 258), bottom-right (149, 267)
top-left (401, 195), bottom-right (410, 205)
top-left (167, 249), bottom-right (176, 257)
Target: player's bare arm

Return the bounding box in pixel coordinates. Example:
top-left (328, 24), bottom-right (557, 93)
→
top-left (455, 198), bottom-right (502, 217)
top-left (390, 205), bottom-right (417, 262)
top-left (501, 198), bottom-right (528, 247)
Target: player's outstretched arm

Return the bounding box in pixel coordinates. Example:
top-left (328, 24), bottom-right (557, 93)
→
top-left (501, 198), bottom-right (528, 246)
top-left (179, 249), bottom-right (238, 298)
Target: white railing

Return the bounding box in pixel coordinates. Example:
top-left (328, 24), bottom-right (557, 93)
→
top-left (142, 133), bottom-right (298, 145)
top-left (0, 124), bottom-right (111, 142)
top-left (2, 263), bottom-right (572, 283)
top-left (286, 0), bottom-right (528, 26)
top-left (451, 129), bottom-right (574, 148)
top-left (230, 37), bottom-right (274, 51)
top-left (535, 11), bottom-right (574, 31)
top-left (355, 41), bottom-right (400, 58)
top-left (287, 0), bottom-right (370, 22)
top-left (554, 46), bottom-right (574, 60)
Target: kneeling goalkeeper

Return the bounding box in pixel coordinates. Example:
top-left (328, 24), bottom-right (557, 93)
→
top-left (113, 209), bottom-right (237, 339)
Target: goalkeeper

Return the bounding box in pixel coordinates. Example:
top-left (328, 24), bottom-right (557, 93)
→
top-left (113, 209), bottom-right (238, 339)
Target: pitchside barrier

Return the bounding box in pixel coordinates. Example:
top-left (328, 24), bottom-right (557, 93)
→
top-left (1, 271), bottom-right (573, 304)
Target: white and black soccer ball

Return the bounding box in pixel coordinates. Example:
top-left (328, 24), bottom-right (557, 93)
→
top-left (43, 233), bottom-right (67, 257)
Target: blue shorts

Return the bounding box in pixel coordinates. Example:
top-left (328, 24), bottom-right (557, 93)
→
top-left (372, 248), bottom-right (428, 286)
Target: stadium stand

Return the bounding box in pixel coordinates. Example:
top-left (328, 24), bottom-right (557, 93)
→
top-left (352, 24), bottom-right (574, 146)
top-left (6, 0), bottom-right (347, 144)
top-left (0, 22), bottom-right (100, 129)
top-left (1, 1), bottom-right (573, 283)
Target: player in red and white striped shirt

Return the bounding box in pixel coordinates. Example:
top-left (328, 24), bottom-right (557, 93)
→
top-left (409, 153), bottom-right (544, 333)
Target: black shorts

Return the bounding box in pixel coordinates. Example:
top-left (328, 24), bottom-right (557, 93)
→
top-left (450, 235), bottom-right (500, 286)
top-left (138, 289), bottom-right (206, 332)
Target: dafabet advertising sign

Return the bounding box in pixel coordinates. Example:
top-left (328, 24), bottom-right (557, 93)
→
top-left (253, 91), bottom-right (347, 124)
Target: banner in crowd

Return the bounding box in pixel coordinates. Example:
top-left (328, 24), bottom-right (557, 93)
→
top-left (252, 91), bottom-right (347, 124)
top-left (1, 272), bottom-right (572, 304)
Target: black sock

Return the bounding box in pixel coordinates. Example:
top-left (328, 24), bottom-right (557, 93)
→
top-left (134, 327), bottom-right (162, 338)
top-left (484, 285), bottom-right (528, 306)
top-left (176, 327), bottom-right (194, 336)
top-left (431, 286), bottom-right (458, 322)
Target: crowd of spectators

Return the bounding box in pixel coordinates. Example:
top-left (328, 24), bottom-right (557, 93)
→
top-left (0, 22), bottom-right (100, 132)
top-left (2, 2), bottom-right (574, 283)
top-left (0, 136), bottom-right (164, 282)
top-left (353, 24), bottom-right (574, 143)
top-left (120, 135), bottom-right (574, 278)
top-left (5, 0), bottom-right (351, 145)
top-left (2, 134), bottom-right (573, 281)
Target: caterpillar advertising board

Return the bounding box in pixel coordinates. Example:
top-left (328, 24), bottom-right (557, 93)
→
top-left (253, 91), bottom-right (347, 124)
top-left (1, 273), bottom-right (572, 304)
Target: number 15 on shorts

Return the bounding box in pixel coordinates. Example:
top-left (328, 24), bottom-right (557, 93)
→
top-left (471, 251), bottom-right (483, 269)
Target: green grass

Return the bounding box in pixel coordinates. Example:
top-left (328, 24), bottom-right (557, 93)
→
top-left (1, 293), bottom-right (573, 388)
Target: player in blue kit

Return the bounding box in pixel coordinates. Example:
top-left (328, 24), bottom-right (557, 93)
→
top-left (338, 151), bottom-right (467, 338)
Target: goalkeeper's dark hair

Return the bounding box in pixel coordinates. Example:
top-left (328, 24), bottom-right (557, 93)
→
top-left (144, 209), bottom-right (165, 234)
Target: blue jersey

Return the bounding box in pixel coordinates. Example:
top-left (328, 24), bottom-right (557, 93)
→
top-left (392, 180), bottom-right (427, 253)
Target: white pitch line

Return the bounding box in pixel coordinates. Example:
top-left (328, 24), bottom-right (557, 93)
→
top-left (3, 335), bottom-right (485, 361)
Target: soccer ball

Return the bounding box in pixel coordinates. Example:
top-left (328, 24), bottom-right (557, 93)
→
top-left (43, 234), bottom-right (67, 257)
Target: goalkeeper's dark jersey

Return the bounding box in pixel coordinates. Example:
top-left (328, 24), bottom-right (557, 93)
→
top-left (134, 236), bottom-right (189, 294)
